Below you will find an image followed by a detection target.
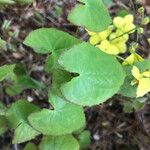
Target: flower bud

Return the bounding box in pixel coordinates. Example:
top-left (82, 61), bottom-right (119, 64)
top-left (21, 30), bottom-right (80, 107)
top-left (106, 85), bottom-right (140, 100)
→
top-left (137, 27), bottom-right (144, 34)
top-left (142, 17), bottom-right (150, 25)
top-left (138, 7), bottom-right (145, 14)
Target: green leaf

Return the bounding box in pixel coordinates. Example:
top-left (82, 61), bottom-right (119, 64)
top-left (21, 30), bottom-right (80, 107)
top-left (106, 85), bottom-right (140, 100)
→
top-left (123, 98), bottom-right (145, 113)
top-left (58, 42), bottom-right (125, 106)
top-left (0, 64), bottom-right (15, 82)
top-left (133, 99), bottom-right (145, 111)
top-left (0, 0), bottom-right (15, 5)
top-left (117, 10), bottom-right (129, 17)
top-left (45, 55), bottom-right (57, 72)
top-left (24, 28), bottom-right (81, 72)
top-left (0, 102), bottom-right (7, 116)
top-left (52, 69), bottom-right (72, 96)
top-left (23, 142), bottom-right (37, 150)
top-left (39, 135), bottom-right (79, 150)
top-left (15, 0), bottom-right (32, 4)
top-left (24, 28), bottom-right (80, 54)
top-left (68, 0), bottom-right (112, 32)
top-left (17, 75), bottom-right (46, 89)
top-left (0, 116), bottom-right (7, 135)
top-left (104, 0), bottom-right (113, 6)
top-left (6, 100), bottom-right (40, 144)
top-left (78, 130), bottom-right (91, 149)
top-left (119, 60), bottom-right (150, 98)
top-left (0, 37), bottom-right (6, 48)
top-left (5, 85), bottom-right (23, 96)
top-left (14, 64), bottom-right (27, 76)
top-left (119, 66), bottom-right (137, 98)
top-left (28, 94), bottom-right (85, 136)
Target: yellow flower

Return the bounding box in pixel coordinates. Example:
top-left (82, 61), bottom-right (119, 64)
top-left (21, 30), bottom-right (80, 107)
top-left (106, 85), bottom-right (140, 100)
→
top-left (87, 27), bottom-right (112, 45)
top-left (98, 28), bottom-right (112, 41)
top-left (131, 66), bottom-right (150, 97)
top-left (86, 30), bottom-right (96, 36)
top-left (97, 40), bottom-right (119, 55)
top-left (86, 30), bottom-right (100, 45)
top-left (113, 17), bottom-right (125, 28)
top-left (116, 42), bottom-right (127, 53)
top-left (122, 53), bottom-right (143, 65)
top-left (89, 34), bottom-right (101, 45)
top-left (124, 14), bottom-right (134, 24)
top-left (123, 23), bottom-right (136, 33)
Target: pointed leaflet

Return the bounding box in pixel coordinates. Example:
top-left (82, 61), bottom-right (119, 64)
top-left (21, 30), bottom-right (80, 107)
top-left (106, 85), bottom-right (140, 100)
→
top-left (39, 135), bottom-right (79, 150)
top-left (28, 93), bottom-right (85, 136)
top-left (58, 42), bottom-right (125, 106)
top-left (6, 100), bottom-right (40, 144)
top-left (68, 0), bottom-right (112, 32)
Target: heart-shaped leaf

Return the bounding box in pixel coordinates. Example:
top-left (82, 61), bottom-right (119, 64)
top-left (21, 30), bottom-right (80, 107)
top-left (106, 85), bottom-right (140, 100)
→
top-left (24, 28), bottom-right (81, 71)
top-left (58, 42), bottom-right (125, 106)
top-left (68, 0), bottom-right (112, 32)
top-left (39, 135), bottom-right (79, 150)
top-left (24, 28), bottom-right (80, 54)
top-left (28, 94), bottom-right (85, 136)
top-left (6, 100), bottom-right (40, 144)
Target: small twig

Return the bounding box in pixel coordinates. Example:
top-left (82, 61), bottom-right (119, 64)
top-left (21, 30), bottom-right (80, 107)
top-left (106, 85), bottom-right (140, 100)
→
top-left (116, 1), bottom-right (130, 10)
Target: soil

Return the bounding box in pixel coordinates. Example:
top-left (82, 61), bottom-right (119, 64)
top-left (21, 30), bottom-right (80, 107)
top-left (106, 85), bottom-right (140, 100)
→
top-left (0, 0), bottom-right (150, 150)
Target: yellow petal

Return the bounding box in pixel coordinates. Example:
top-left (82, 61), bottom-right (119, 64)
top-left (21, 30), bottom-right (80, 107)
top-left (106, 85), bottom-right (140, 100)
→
top-left (113, 17), bottom-right (125, 28)
top-left (142, 71), bottom-right (150, 78)
top-left (135, 53), bottom-right (143, 61)
top-left (131, 66), bottom-right (141, 80)
top-left (89, 34), bottom-right (100, 45)
top-left (137, 78), bottom-right (150, 97)
top-left (124, 14), bottom-right (134, 24)
top-left (86, 30), bottom-right (96, 36)
top-left (123, 23), bottom-right (136, 33)
top-left (116, 42), bottom-right (127, 53)
top-left (96, 40), bottom-right (110, 51)
top-left (122, 53), bottom-right (135, 65)
top-left (98, 29), bottom-right (111, 41)
top-left (122, 53), bottom-right (143, 65)
top-left (107, 44), bottom-right (119, 55)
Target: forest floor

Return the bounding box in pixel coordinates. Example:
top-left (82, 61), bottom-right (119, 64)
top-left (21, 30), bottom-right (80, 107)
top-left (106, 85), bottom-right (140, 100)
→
top-left (0, 0), bottom-right (150, 150)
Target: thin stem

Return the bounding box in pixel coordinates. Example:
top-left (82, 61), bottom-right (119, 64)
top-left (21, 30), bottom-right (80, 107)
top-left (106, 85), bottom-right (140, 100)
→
top-left (116, 55), bottom-right (125, 61)
top-left (116, 55), bottom-right (132, 66)
top-left (110, 27), bottom-right (137, 41)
